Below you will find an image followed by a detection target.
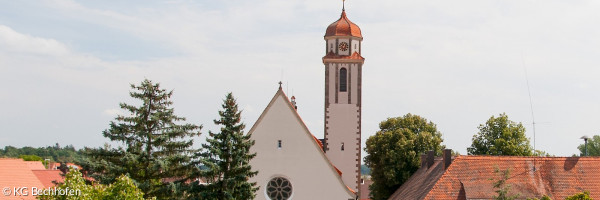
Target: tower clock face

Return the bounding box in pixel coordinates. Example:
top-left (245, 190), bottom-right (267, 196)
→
top-left (338, 42), bottom-right (349, 51)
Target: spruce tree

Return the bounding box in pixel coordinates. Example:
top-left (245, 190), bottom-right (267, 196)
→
top-left (195, 93), bottom-right (258, 200)
top-left (82, 79), bottom-right (201, 199)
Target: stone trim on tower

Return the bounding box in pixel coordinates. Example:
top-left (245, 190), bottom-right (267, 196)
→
top-left (348, 66), bottom-right (352, 104)
top-left (323, 8), bottom-right (364, 197)
top-left (335, 64), bottom-right (339, 104)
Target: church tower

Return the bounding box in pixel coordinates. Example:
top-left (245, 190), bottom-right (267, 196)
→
top-left (323, 7), bottom-right (364, 194)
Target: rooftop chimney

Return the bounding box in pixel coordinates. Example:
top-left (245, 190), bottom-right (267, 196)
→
top-left (443, 149), bottom-right (452, 169)
top-left (427, 150), bottom-right (434, 169)
top-left (421, 154), bottom-right (427, 168)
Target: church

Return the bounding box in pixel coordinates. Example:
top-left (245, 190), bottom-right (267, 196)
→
top-left (248, 6), bottom-right (365, 200)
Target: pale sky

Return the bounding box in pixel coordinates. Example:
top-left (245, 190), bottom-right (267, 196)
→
top-left (1, 0), bottom-right (599, 158)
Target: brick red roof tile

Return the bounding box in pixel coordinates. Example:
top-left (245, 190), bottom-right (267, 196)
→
top-left (24, 161), bottom-right (46, 170)
top-left (0, 158), bottom-right (45, 200)
top-left (388, 158), bottom-right (449, 200)
top-left (31, 170), bottom-right (64, 188)
top-left (390, 156), bottom-right (600, 200)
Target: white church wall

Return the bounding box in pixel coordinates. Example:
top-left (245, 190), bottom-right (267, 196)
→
top-left (249, 91), bottom-right (355, 200)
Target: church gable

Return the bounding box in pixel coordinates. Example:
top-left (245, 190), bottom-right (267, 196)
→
top-left (248, 88), bottom-right (354, 200)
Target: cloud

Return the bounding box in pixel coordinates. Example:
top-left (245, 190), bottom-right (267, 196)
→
top-left (0, 0), bottom-right (599, 158)
top-left (103, 109), bottom-right (123, 117)
top-left (0, 25), bottom-right (69, 56)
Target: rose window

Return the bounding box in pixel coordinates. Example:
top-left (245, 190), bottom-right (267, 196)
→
top-left (266, 177), bottom-right (292, 200)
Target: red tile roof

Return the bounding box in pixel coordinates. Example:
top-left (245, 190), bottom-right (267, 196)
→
top-left (0, 158), bottom-right (45, 200)
top-left (325, 10), bottom-right (362, 38)
top-left (32, 170), bottom-right (64, 188)
top-left (388, 158), bottom-right (449, 200)
top-left (390, 156), bottom-right (600, 200)
top-left (24, 161), bottom-right (46, 170)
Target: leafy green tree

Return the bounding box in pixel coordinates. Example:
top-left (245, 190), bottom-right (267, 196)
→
top-left (37, 170), bottom-right (99, 200)
top-left (360, 164), bottom-right (371, 175)
top-left (578, 135), bottom-right (600, 156)
top-left (191, 93), bottom-right (258, 200)
top-left (364, 113), bottom-right (445, 200)
top-left (491, 167), bottom-right (520, 200)
top-left (533, 150), bottom-right (553, 157)
top-left (102, 175), bottom-right (147, 200)
top-left (468, 113), bottom-right (533, 156)
top-left (1, 144), bottom-right (85, 164)
top-left (526, 196), bottom-right (552, 200)
top-left (38, 170), bottom-right (147, 200)
top-left (565, 191), bottom-right (593, 200)
top-left (82, 79), bottom-right (201, 199)
top-left (19, 154), bottom-right (43, 161)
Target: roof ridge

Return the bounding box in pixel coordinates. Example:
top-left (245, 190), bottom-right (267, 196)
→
top-left (458, 155), bottom-right (600, 160)
top-left (422, 155), bottom-right (464, 200)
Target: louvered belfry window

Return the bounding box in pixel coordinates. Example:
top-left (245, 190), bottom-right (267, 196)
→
top-left (340, 68), bottom-right (347, 92)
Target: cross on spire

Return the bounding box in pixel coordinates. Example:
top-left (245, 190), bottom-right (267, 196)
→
top-left (342, 0), bottom-right (345, 11)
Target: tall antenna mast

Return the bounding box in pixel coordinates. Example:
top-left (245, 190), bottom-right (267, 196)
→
top-left (522, 52), bottom-right (537, 170)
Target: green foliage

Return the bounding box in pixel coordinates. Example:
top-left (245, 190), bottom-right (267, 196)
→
top-left (526, 195), bottom-right (552, 200)
top-left (102, 175), bottom-right (147, 200)
top-left (565, 191), bottom-right (593, 200)
top-left (364, 113), bottom-right (445, 200)
top-left (19, 154), bottom-right (43, 161)
top-left (468, 113), bottom-right (533, 156)
top-left (491, 167), bottom-right (520, 200)
top-left (533, 150), bottom-right (553, 157)
top-left (81, 79), bottom-right (201, 199)
top-left (1, 144), bottom-right (85, 164)
top-left (361, 164), bottom-right (371, 175)
top-left (578, 135), bottom-right (600, 156)
top-left (191, 93), bottom-right (258, 200)
top-left (38, 170), bottom-right (148, 200)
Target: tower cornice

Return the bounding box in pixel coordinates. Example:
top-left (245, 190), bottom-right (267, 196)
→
top-left (324, 35), bottom-right (363, 41)
top-left (322, 52), bottom-right (365, 64)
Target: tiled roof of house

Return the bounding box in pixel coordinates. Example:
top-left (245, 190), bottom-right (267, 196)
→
top-left (0, 158), bottom-right (46, 200)
top-left (388, 158), bottom-right (448, 200)
top-left (390, 155), bottom-right (600, 200)
top-left (24, 161), bottom-right (46, 170)
top-left (32, 170), bottom-right (64, 188)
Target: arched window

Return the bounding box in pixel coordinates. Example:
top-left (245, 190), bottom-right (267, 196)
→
top-left (339, 68), bottom-right (347, 92)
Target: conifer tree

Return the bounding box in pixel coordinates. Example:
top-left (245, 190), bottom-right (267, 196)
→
top-left (194, 93), bottom-right (258, 200)
top-left (82, 79), bottom-right (201, 199)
